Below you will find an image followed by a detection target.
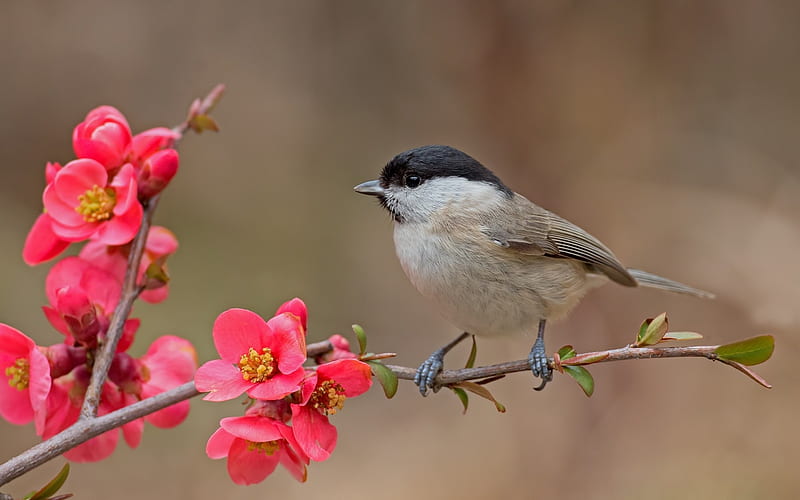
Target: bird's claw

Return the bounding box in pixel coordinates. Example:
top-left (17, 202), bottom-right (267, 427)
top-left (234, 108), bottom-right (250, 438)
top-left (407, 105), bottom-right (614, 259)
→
top-left (414, 350), bottom-right (445, 396)
top-left (529, 336), bottom-right (552, 391)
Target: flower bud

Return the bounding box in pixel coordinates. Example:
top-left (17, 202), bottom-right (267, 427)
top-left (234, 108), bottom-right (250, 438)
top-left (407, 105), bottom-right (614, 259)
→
top-left (138, 149), bottom-right (179, 198)
top-left (72, 106), bottom-right (132, 170)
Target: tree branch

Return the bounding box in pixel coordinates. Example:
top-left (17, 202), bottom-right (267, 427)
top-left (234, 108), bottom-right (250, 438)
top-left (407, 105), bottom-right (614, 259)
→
top-left (0, 334), bottom-right (773, 486)
top-left (79, 82), bottom-right (226, 419)
top-left (79, 196), bottom-right (158, 419)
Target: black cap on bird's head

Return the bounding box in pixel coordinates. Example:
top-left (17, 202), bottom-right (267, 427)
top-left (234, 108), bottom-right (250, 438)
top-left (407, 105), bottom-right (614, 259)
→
top-left (354, 145), bottom-right (511, 197)
top-left (379, 145), bottom-right (510, 194)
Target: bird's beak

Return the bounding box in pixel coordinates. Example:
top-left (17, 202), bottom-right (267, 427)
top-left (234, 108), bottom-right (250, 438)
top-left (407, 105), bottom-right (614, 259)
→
top-left (353, 179), bottom-right (385, 196)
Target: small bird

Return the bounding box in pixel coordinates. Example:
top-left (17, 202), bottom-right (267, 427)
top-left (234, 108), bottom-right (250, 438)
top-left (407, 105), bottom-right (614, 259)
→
top-left (354, 145), bottom-right (712, 395)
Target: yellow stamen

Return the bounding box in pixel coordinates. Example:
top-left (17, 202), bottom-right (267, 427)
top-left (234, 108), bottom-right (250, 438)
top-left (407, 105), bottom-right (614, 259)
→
top-left (310, 380), bottom-right (346, 415)
top-left (246, 440), bottom-right (280, 455)
top-left (76, 185), bottom-right (116, 223)
top-left (5, 358), bottom-right (30, 390)
top-left (238, 347), bottom-right (277, 383)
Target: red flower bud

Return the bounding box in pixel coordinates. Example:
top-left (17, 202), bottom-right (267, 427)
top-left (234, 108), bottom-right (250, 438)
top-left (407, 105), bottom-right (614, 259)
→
top-left (138, 149), bottom-right (179, 198)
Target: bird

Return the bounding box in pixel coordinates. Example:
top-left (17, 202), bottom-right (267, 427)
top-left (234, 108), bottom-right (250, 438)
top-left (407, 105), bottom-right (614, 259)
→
top-left (354, 145), bottom-right (712, 395)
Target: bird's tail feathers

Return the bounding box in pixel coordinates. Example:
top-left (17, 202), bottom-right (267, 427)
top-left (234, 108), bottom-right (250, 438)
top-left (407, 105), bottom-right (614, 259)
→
top-left (627, 269), bottom-right (715, 299)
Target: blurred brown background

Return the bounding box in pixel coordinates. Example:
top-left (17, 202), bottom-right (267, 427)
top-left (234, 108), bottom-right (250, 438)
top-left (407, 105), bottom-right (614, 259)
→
top-left (1, 1), bottom-right (798, 499)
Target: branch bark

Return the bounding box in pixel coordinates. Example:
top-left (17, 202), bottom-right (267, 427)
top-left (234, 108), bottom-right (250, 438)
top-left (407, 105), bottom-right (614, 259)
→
top-left (0, 336), bottom-right (771, 486)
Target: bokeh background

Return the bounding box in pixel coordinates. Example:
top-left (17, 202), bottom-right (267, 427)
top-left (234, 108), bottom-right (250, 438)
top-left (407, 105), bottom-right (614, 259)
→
top-left (1, 1), bottom-right (798, 499)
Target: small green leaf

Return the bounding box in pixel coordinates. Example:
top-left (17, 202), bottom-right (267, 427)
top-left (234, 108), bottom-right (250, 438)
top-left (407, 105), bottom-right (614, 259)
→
top-left (716, 335), bottom-right (775, 366)
top-left (464, 335), bottom-right (477, 369)
top-left (451, 387), bottom-right (469, 414)
top-left (352, 324), bottom-right (367, 356)
top-left (366, 360), bottom-right (397, 398)
top-left (563, 366), bottom-right (594, 397)
top-left (562, 351), bottom-right (609, 365)
top-left (452, 381), bottom-right (506, 413)
top-left (188, 113), bottom-right (219, 133)
top-left (636, 312), bottom-right (669, 346)
top-left (661, 331), bottom-right (703, 342)
top-left (25, 463), bottom-right (70, 500)
top-left (557, 345), bottom-right (577, 360)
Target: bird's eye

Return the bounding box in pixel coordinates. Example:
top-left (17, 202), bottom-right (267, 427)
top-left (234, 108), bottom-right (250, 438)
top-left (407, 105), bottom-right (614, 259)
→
top-left (405, 175), bottom-right (422, 188)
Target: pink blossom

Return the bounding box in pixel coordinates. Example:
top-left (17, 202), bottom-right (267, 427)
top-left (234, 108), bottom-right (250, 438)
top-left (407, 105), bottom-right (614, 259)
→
top-left (315, 334), bottom-right (358, 363)
top-left (206, 415), bottom-right (308, 484)
top-left (22, 213), bottom-right (71, 266)
top-left (42, 257), bottom-right (139, 351)
top-left (72, 106), bottom-right (132, 170)
top-left (41, 375), bottom-right (128, 462)
top-left (43, 159), bottom-right (142, 245)
top-left (79, 225), bottom-right (179, 304)
top-left (275, 297), bottom-right (307, 332)
top-left (194, 308), bottom-right (306, 402)
top-left (128, 127), bottom-right (180, 167)
top-left (291, 359), bottom-right (372, 461)
top-left (137, 336), bottom-right (198, 428)
top-left (137, 148), bottom-right (179, 198)
top-left (0, 324), bottom-right (51, 433)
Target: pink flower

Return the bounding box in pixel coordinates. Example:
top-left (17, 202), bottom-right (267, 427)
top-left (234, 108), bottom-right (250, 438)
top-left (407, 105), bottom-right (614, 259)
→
top-left (41, 374), bottom-right (132, 462)
top-left (79, 225), bottom-right (179, 304)
top-left (291, 359), bottom-right (372, 461)
top-left (275, 298), bottom-right (307, 332)
top-left (315, 334), bottom-right (358, 363)
top-left (43, 159), bottom-right (142, 245)
top-left (194, 308), bottom-right (306, 402)
top-left (137, 336), bottom-right (197, 428)
top-left (206, 415), bottom-right (308, 484)
top-left (22, 213), bottom-right (71, 265)
top-left (0, 324), bottom-right (51, 433)
top-left (42, 257), bottom-right (139, 351)
top-left (72, 106), bottom-right (132, 170)
top-left (137, 149), bottom-right (179, 198)
top-left (128, 127), bottom-right (180, 167)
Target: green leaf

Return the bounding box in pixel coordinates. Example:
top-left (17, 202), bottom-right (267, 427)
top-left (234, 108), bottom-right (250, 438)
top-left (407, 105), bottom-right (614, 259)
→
top-left (563, 366), bottom-right (594, 397)
top-left (25, 463), bottom-right (70, 500)
top-left (557, 345), bottom-right (577, 360)
top-left (661, 331), bottom-right (703, 342)
top-left (716, 335), bottom-right (775, 366)
top-left (451, 387), bottom-right (469, 414)
top-left (636, 312), bottom-right (669, 346)
top-left (464, 335), bottom-right (477, 369)
top-left (562, 351), bottom-right (609, 365)
top-left (188, 113), bottom-right (219, 133)
top-left (451, 381), bottom-right (506, 413)
top-left (366, 360), bottom-right (398, 398)
top-left (352, 324), bottom-right (367, 356)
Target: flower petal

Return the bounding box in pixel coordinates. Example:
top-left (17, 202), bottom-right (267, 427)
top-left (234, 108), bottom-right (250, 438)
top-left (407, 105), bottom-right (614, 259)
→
top-left (54, 159), bottom-right (108, 205)
top-left (43, 183), bottom-right (85, 227)
top-left (290, 405), bottom-right (338, 462)
top-left (266, 313), bottom-right (306, 374)
top-left (220, 415), bottom-right (282, 442)
top-left (246, 368), bottom-right (304, 401)
top-left (195, 359), bottom-right (251, 402)
top-left (212, 309), bottom-right (270, 363)
top-left (275, 298), bottom-right (308, 332)
top-left (227, 437), bottom-right (280, 485)
top-left (206, 427), bottom-right (235, 459)
top-left (94, 199), bottom-right (142, 246)
top-left (22, 214), bottom-right (70, 265)
top-left (317, 359), bottom-right (373, 398)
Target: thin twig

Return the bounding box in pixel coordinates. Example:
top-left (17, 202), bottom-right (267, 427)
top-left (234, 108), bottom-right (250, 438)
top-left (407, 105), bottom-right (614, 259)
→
top-left (0, 340), bottom-right (332, 486)
top-left (80, 82), bottom-right (226, 419)
top-left (79, 197), bottom-right (159, 419)
top-left (0, 336), bottom-right (771, 486)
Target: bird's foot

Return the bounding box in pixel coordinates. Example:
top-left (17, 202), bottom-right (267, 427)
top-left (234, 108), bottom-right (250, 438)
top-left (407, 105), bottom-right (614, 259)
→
top-left (414, 349), bottom-right (446, 396)
top-left (528, 335), bottom-right (552, 391)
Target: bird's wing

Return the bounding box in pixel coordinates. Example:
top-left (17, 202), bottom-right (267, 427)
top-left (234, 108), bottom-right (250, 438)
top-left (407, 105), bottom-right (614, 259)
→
top-left (484, 195), bottom-right (637, 287)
